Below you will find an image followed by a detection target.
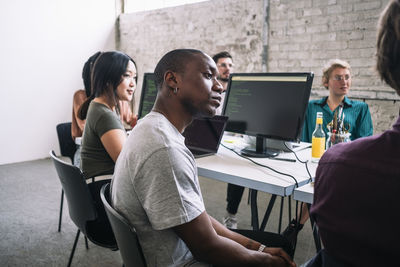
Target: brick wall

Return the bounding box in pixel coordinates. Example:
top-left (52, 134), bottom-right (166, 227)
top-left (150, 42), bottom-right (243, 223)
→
top-left (267, 0), bottom-right (399, 133)
top-left (118, 0), bottom-right (265, 113)
top-left (268, 0), bottom-right (394, 95)
top-left (119, 0), bottom-right (399, 134)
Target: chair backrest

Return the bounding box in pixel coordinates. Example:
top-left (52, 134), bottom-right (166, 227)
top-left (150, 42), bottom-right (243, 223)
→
top-left (101, 183), bottom-right (147, 267)
top-left (50, 150), bottom-right (96, 232)
top-left (56, 122), bottom-right (76, 163)
top-left (50, 150), bottom-right (117, 249)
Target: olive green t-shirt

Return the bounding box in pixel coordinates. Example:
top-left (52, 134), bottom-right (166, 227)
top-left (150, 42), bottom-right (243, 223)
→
top-left (81, 101), bottom-right (125, 178)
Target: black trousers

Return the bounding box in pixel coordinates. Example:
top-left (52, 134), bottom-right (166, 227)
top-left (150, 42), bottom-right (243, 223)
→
top-left (226, 183), bottom-right (245, 214)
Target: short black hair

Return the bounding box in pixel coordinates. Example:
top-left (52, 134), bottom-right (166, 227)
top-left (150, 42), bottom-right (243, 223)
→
top-left (154, 49), bottom-right (203, 90)
top-left (212, 51), bottom-right (232, 64)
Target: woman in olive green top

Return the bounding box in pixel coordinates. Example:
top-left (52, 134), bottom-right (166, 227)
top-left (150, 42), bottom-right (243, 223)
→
top-left (78, 51), bottom-right (137, 179)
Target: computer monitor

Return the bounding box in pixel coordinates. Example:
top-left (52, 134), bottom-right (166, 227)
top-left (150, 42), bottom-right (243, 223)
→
top-left (223, 72), bottom-right (314, 158)
top-left (137, 73), bottom-right (157, 119)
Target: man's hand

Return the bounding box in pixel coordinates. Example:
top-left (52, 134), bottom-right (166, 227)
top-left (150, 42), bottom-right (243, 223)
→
top-left (264, 247), bottom-right (296, 267)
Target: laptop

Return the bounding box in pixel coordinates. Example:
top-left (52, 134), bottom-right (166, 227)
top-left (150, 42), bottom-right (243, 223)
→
top-left (138, 73), bottom-right (157, 119)
top-left (183, 115), bottom-right (229, 158)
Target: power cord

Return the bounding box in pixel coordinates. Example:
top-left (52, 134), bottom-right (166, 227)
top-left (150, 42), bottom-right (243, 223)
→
top-left (221, 143), bottom-right (299, 188)
top-left (283, 142), bottom-right (313, 244)
top-left (221, 141), bottom-right (312, 245)
top-left (284, 142), bottom-right (313, 183)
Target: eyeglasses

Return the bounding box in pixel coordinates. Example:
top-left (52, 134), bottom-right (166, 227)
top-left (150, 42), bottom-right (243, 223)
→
top-left (332, 74), bottom-right (351, 81)
top-left (217, 63), bottom-right (234, 68)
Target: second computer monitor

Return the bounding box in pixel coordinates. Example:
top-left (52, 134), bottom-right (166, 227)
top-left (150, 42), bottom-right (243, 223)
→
top-left (137, 73), bottom-right (157, 119)
top-left (223, 72), bottom-right (314, 157)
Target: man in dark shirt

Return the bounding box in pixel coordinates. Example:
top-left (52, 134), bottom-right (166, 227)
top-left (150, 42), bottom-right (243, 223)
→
top-left (309, 1), bottom-right (400, 266)
top-left (212, 51), bottom-right (234, 115)
top-left (211, 51), bottom-right (244, 229)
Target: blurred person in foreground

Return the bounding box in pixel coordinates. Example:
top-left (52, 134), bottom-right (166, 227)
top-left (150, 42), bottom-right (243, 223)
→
top-left (304, 1), bottom-right (400, 266)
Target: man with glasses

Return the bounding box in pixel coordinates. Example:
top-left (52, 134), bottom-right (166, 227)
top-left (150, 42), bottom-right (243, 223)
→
top-left (301, 59), bottom-right (373, 143)
top-left (212, 51), bottom-right (234, 115)
top-left (212, 51), bottom-right (243, 229)
top-left (282, 58), bottom-right (373, 248)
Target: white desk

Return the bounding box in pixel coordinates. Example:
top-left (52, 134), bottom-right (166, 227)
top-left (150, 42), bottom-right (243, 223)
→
top-left (197, 140), bottom-right (317, 197)
top-left (293, 183), bottom-right (314, 204)
top-left (196, 137), bottom-right (317, 231)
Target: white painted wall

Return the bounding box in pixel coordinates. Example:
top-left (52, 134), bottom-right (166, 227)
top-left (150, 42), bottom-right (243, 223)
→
top-left (0, 0), bottom-right (117, 164)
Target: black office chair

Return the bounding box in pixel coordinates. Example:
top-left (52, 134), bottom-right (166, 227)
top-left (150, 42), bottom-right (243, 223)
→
top-left (56, 122), bottom-right (77, 232)
top-left (50, 151), bottom-right (117, 267)
top-left (100, 183), bottom-right (147, 267)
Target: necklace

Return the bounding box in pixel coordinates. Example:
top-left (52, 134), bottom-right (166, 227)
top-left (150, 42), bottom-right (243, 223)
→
top-left (327, 97), bottom-right (343, 112)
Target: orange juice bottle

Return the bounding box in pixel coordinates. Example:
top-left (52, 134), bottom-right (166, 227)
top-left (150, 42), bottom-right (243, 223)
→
top-left (311, 112), bottom-right (325, 162)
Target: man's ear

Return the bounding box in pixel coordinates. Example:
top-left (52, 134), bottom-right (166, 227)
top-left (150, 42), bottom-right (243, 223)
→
top-left (322, 77), bottom-right (329, 89)
top-left (164, 71), bottom-right (178, 89)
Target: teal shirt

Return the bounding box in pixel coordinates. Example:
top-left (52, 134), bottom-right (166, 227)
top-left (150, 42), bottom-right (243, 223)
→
top-left (301, 96), bottom-right (373, 142)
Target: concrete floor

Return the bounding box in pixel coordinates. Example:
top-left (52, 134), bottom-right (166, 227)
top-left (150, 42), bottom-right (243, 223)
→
top-left (0, 158), bottom-right (316, 266)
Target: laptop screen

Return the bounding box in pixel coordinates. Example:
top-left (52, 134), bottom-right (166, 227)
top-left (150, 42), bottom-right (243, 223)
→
top-left (138, 73), bottom-right (157, 119)
top-left (183, 115), bottom-right (228, 154)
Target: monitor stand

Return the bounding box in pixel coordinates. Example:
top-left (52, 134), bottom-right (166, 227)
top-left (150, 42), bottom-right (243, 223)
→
top-left (240, 135), bottom-right (279, 158)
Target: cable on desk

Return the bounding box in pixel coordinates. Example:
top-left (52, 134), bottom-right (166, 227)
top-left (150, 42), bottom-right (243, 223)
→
top-left (284, 142), bottom-right (313, 183)
top-left (221, 143), bottom-right (299, 188)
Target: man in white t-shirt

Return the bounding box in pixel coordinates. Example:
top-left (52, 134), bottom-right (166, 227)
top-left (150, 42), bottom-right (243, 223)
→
top-left (111, 49), bottom-right (295, 267)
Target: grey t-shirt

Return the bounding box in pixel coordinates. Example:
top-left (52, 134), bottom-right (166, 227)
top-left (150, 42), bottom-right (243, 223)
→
top-left (81, 101), bottom-right (124, 178)
top-left (111, 112), bottom-right (210, 267)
